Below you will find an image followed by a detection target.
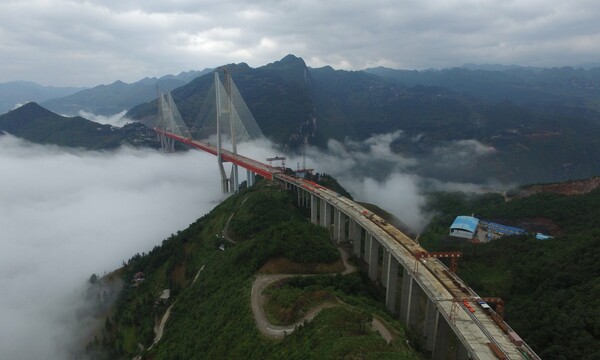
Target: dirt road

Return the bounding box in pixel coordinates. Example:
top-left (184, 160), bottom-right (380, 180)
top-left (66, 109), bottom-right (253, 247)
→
top-left (251, 247), bottom-right (394, 342)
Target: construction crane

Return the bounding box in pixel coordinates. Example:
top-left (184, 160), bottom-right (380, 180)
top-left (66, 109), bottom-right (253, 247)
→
top-left (413, 251), bottom-right (462, 273)
top-left (266, 156), bottom-right (286, 169)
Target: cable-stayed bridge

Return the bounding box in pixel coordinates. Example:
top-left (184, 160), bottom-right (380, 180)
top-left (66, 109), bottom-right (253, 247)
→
top-left (154, 70), bottom-right (540, 360)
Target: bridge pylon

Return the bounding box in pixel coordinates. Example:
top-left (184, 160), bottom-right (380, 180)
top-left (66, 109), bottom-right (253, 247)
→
top-left (215, 70), bottom-right (239, 194)
top-left (155, 66), bottom-right (264, 194)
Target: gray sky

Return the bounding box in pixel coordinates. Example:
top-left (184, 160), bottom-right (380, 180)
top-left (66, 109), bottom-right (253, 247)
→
top-left (1, 0), bottom-right (599, 86)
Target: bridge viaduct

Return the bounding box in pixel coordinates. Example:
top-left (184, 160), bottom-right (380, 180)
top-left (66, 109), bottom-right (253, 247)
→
top-left (155, 130), bottom-right (539, 360)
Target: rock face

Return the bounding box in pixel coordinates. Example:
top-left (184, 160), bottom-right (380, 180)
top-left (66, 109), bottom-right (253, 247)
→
top-left (517, 176), bottom-right (600, 197)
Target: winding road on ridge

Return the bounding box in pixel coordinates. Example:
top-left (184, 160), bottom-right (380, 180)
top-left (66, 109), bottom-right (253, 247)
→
top-left (250, 247), bottom-right (394, 342)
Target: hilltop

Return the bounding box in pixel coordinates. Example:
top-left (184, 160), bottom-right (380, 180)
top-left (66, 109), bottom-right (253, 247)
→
top-left (82, 181), bottom-right (421, 359)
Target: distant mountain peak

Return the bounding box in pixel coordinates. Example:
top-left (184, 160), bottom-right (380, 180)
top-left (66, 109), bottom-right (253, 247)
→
top-left (260, 55), bottom-right (309, 84)
top-left (266, 54), bottom-right (307, 69)
top-left (11, 101), bottom-right (55, 117)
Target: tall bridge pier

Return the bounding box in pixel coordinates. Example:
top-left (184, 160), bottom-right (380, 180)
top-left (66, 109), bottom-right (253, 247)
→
top-left (288, 183), bottom-right (531, 360)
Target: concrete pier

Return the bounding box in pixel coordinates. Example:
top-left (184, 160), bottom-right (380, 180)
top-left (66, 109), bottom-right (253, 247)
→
top-left (283, 182), bottom-right (536, 360)
top-left (385, 252), bottom-right (399, 313)
top-left (310, 194), bottom-right (318, 224)
top-left (368, 237), bottom-right (380, 281)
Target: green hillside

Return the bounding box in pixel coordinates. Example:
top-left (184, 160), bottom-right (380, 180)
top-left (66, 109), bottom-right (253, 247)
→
top-left (84, 182), bottom-right (421, 359)
top-left (0, 102), bottom-right (157, 149)
top-left (419, 188), bottom-right (600, 359)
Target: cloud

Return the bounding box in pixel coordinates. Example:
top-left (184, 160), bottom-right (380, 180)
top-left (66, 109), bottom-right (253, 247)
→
top-left (0, 135), bottom-right (224, 359)
top-left (1, 1), bottom-right (599, 86)
top-left (78, 110), bottom-right (135, 127)
top-left (255, 133), bottom-right (505, 233)
top-left (12, 102), bottom-right (28, 110)
top-left (432, 139), bottom-right (496, 168)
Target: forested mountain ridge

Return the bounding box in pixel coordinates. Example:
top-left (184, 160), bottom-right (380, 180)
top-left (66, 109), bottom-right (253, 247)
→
top-left (127, 54), bottom-right (600, 185)
top-left (366, 65), bottom-right (600, 118)
top-left (42, 69), bottom-right (212, 116)
top-left (0, 80), bottom-right (84, 115)
top-left (82, 181), bottom-right (421, 359)
top-left (2, 55), bottom-right (599, 185)
top-left (0, 102), bottom-right (156, 149)
top-left (419, 184), bottom-right (600, 359)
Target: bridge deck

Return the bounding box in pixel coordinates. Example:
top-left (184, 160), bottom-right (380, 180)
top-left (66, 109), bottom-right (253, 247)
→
top-left (277, 174), bottom-right (527, 360)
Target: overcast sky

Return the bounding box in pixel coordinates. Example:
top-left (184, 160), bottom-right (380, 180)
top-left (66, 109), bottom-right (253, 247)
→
top-left (1, 0), bottom-right (599, 86)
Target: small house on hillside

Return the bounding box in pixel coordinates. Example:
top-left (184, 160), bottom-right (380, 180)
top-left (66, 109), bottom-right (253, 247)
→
top-left (449, 216), bottom-right (479, 239)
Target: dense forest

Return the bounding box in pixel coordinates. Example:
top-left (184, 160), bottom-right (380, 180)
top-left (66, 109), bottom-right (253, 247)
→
top-left (83, 181), bottom-right (420, 359)
top-left (419, 188), bottom-right (600, 359)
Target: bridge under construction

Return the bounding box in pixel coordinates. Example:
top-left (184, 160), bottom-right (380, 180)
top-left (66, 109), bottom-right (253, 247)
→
top-left (154, 70), bottom-right (540, 360)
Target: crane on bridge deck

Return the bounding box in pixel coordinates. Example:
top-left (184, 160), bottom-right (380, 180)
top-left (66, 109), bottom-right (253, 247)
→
top-left (266, 156), bottom-right (286, 170)
top-left (413, 251), bottom-right (462, 273)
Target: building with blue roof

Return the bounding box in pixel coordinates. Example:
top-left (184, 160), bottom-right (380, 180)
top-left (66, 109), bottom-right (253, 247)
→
top-left (449, 216), bottom-right (480, 239)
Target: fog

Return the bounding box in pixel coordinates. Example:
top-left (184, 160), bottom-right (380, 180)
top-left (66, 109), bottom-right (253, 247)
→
top-left (78, 110), bottom-right (134, 127)
top-left (0, 135), bottom-right (223, 359)
top-left (0, 130), bottom-right (504, 358)
top-left (239, 132), bottom-right (505, 233)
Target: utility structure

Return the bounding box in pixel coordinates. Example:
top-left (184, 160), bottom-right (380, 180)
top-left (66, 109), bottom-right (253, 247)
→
top-left (413, 251), bottom-right (462, 273)
top-left (295, 136), bottom-right (314, 177)
top-left (266, 156), bottom-right (286, 169)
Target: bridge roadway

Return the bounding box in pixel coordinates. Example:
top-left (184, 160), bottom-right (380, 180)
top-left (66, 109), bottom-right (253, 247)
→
top-left (158, 130), bottom-right (536, 360)
top-left (285, 177), bottom-right (526, 360)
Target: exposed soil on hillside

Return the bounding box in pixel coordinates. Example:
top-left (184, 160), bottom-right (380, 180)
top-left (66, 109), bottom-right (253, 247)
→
top-left (513, 217), bottom-right (563, 236)
top-left (515, 176), bottom-right (600, 198)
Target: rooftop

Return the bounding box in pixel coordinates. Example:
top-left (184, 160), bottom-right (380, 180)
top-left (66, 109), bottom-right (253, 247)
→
top-left (450, 216), bottom-right (480, 233)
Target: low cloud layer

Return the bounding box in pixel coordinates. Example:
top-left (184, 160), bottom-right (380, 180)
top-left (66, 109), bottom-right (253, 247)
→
top-left (79, 110), bottom-right (134, 127)
top-left (241, 132), bottom-right (506, 233)
top-left (0, 135), bottom-right (224, 359)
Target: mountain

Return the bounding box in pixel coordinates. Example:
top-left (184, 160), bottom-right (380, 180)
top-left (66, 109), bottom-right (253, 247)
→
top-left (42, 69), bottom-right (212, 116)
top-left (81, 181), bottom-right (421, 359)
top-left (365, 65), bottom-right (600, 118)
top-left (127, 55), bottom-right (600, 185)
top-left (0, 102), bottom-right (156, 149)
top-left (0, 81), bottom-right (84, 115)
